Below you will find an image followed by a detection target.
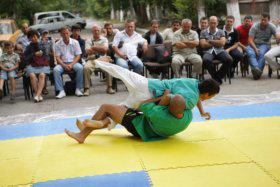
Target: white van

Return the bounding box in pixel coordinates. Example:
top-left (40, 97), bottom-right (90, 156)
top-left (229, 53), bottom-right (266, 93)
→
top-left (33, 11), bottom-right (86, 28)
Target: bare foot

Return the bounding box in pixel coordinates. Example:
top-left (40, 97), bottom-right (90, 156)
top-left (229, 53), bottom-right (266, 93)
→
top-left (65, 129), bottom-right (85, 143)
top-left (83, 119), bottom-right (104, 128)
top-left (76, 119), bottom-right (85, 131)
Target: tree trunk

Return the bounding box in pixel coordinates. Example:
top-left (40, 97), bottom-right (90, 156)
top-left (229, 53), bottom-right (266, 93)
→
top-left (269, 0), bottom-right (280, 23)
top-left (129, 0), bottom-right (136, 19)
top-left (197, 0), bottom-right (206, 26)
top-left (146, 4), bottom-right (151, 21)
top-left (226, 0), bottom-right (241, 26)
top-left (110, 0), bottom-right (115, 20)
top-left (154, 4), bottom-right (159, 20)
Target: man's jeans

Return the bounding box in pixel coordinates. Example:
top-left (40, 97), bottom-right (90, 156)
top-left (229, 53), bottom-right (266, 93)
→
top-left (247, 44), bottom-right (270, 71)
top-left (53, 63), bottom-right (84, 91)
top-left (115, 56), bottom-right (144, 74)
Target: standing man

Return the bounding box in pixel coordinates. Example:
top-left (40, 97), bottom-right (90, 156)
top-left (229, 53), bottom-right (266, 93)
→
top-left (162, 20), bottom-right (181, 42)
top-left (200, 16), bottom-right (232, 84)
top-left (16, 22), bottom-right (30, 52)
top-left (112, 19), bottom-right (148, 74)
top-left (247, 13), bottom-right (279, 80)
top-left (172, 19), bottom-right (202, 78)
top-left (53, 26), bottom-right (84, 99)
top-left (143, 20), bottom-right (163, 45)
top-left (223, 15), bottom-right (243, 77)
top-left (83, 25), bottom-right (115, 95)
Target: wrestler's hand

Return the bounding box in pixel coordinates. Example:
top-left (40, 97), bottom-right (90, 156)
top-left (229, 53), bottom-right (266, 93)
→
top-left (201, 112), bottom-right (211, 120)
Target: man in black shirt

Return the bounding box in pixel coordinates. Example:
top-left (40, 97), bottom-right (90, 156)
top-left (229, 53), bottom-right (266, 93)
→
top-left (223, 15), bottom-right (243, 77)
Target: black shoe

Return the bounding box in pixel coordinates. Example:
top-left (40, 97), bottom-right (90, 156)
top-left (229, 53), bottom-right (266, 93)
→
top-left (42, 87), bottom-right (49, 95)
top-left (213, 75), bottom-right (222, 85)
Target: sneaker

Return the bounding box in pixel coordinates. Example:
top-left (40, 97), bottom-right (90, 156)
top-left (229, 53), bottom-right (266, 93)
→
top-left (34, 95), bottom-right (40, 102)
top-left (252, 68), bottom-right (262, 80)
top-left (84, 88), bottom-right (90, 96)
top-left (39, 95), bottom-right (43, 102)
top-left (56, 90), bottom-right (66, 99)
top-left (75, 89), bottom-right (83, 97)
top-left (106, 87), bottom-right (116, 94)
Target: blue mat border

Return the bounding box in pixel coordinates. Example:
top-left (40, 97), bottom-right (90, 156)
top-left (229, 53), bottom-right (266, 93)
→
top-left (0, 102), bottom-right (279, 141)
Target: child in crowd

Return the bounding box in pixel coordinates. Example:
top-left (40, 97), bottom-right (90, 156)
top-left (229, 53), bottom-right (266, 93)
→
top-left (0, 41), bottom-right (20, 100)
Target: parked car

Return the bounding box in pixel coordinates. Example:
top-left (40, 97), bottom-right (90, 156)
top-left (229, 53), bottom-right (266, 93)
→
top-left (33, 11), bottom-right (86, 28)
top-left (30, 16), bottom-right (67, 32)
top-left (0, 19), bottom-right (21, 45)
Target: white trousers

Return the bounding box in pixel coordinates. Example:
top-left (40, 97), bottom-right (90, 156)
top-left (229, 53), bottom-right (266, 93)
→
top-left (95, 60), bottom-right (152, 108)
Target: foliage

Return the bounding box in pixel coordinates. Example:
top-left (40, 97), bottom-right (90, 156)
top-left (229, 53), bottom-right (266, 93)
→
top-left (0, 0), bottom-right (228, 26)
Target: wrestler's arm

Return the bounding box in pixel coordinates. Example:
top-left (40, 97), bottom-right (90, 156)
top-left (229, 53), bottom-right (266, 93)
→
top-left (196, 100), bottom-right (211, 120)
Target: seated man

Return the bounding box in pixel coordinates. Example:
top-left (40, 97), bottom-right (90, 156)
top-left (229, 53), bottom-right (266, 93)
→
top-left (162, 20), bottom-right (181, 42)
top-left (247, 13), bottom-right (280, 80)
top-left (65, 92), bottom-right (194, 142)
top-left (112, 19), bottom-right (148, 74)
top-left (84, 25), bottom-right (115, 95)
top-left (143, 20), bottom-right (163, 45)
top-left (172, 19), bottom-right (202, 78)
top-left (53, 26), bottom-right (84, 99)
top-left (70, 24), bottom-right (86, 59)
top-left (93, 57), bottom-right (219, 121)
top-left (265, 19), bottom-right (280, 75)
top-left (200, 16), bottom-right (232, 84)
top-left (223, 15), bottom-right (243, 77)
top-left (103, 22), bottom-right (119, 44)
top-left (236, 15), bottom-right (253, 53)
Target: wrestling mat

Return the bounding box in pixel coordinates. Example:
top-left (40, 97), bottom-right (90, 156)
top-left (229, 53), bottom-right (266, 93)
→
top-left (0, 102), bottom-right (280, 187)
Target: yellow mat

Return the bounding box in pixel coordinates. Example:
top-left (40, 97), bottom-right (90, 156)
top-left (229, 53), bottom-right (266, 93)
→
top-left (0, 117), bottom-right (279, 186)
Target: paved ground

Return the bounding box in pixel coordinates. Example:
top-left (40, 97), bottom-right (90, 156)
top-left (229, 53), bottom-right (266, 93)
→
top-left (0, 66), bottom-right (279, 119)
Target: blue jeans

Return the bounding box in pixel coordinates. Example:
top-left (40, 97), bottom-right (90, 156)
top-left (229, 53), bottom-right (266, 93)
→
top-left (53, 63), bottom-right (84, 91)
top-left (247, 44), bottom-right (270, 71)
top-left (115, 56), bottom-right (143, 74)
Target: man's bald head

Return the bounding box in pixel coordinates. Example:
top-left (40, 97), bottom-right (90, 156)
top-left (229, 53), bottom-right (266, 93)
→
top-left (169, 94), bottom-right (186, 118)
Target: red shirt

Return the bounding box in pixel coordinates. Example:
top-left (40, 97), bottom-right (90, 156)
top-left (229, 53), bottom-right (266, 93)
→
top-left (236, 23), bottom-right (253, 46)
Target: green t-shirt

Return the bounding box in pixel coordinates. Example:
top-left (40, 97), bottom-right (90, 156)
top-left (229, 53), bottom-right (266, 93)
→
top-left (132, 103), bottom-right (193, 142)
top-left (148, 78), bottom-right (199, 110)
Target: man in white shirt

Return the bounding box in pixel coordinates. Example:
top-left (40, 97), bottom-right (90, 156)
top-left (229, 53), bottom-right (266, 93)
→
top-left (112, 19), bottom-right (148, 74)
top-left (54, 26), bottom-right (84, 99)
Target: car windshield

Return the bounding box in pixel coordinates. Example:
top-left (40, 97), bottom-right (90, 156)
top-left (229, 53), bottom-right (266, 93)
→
top-left (0, 23), bottom-right (13, 34)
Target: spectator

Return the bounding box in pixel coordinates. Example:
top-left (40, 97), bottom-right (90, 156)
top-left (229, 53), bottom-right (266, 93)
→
top-left (0, 41), bottom-right (20, 100)
top-left (200, 16), bottom-right (232, 84)
top-left (172, 19), bottom-right (202, 78)
top-left (197, 17), bottom-right (209, 56)
top-left (54, 26), bottom-right (84, 99)
top-left (40, 29), bottom-right (55, 95)
top-left (223, 15), bottom-right (243, 77)
top-left (247, 13), bottom-right (279, 80)
top-left (236, 15), bottom-right (253, 52)
top-left (103, 22), bottom-right (119, 44)
top-left (16, 22), bottom-right (30, 52)
top-left (24, 30), bottom-right (50, 102)
top-left (84, 25), bottom-right (115, 95)
top-left (112, 19), bottom-right (147, 74)
top-left (197, 17), bottom-right (209, 38)
top-left (264, 19), bottom-right (280, 74)
top-left (143, 20), bottom-right (163, 45)
top-left (162, 20), bottom-right (181, 42)
top-left (70, 24), bottom-right (86, 59)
